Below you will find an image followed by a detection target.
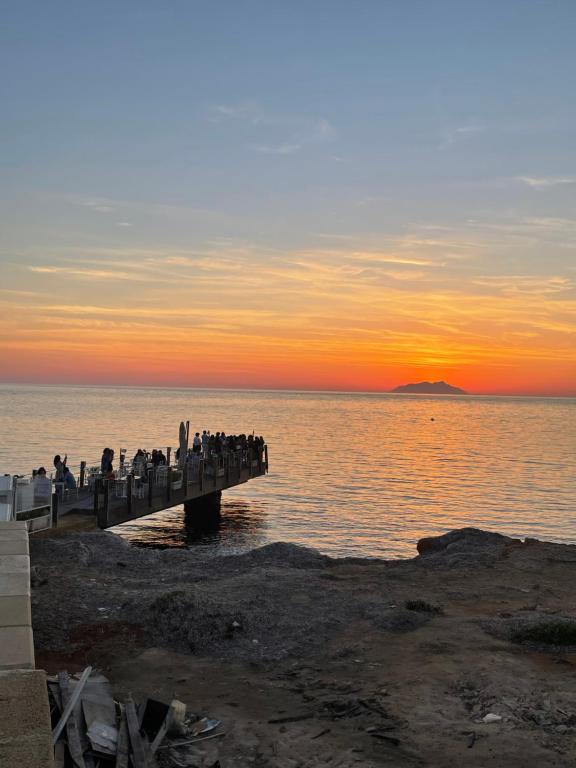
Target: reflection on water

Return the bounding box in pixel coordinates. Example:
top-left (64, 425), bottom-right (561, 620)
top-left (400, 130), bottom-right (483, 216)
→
top-left (0, 384), bottom-right (575, 558)
top-left (114, 499), bottom-right (268, 556)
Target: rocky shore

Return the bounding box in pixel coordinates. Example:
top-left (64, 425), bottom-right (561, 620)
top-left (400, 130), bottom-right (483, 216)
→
top-left (30, 528), bottom-right (576, 767)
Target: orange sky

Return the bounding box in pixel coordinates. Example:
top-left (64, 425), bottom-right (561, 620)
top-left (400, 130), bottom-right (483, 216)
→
top-left (1, 240), bottom-right (575, 396)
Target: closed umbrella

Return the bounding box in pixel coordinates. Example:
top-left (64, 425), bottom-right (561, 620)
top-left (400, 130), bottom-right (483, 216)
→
top-left (178, 421), bottom-right (187, 467)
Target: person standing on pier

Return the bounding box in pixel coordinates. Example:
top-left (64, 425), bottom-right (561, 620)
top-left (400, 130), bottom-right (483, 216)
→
top-left (201, 430), bottom-right (209, 457)
top-left (101, 448), bottom-right (114, 478)
top-left (53, 454), bottom-right (67, 482)
top-left (193, 432), bottom-right (202, 453)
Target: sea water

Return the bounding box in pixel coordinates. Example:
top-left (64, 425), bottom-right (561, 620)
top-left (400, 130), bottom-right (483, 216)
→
top-left (0, 384), bottom-right (574, 558)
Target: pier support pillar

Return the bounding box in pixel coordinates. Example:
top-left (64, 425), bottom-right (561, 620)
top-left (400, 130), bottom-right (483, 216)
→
top-left (184, 490), bottom-right (222, 518)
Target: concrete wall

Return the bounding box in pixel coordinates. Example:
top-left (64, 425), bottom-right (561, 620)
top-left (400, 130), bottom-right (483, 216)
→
top-left (0, 520), bottom-right (53, 767)
top-left (0, 520), bottom-right (34, 668)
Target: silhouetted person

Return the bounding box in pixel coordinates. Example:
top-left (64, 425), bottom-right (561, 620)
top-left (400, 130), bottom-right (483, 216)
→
top-left (63, 466), bottom-right (77, 491)
top-left (34, 467), bottom-right (52, 500)
top-left (101, 448), bottom-right (114, 477)
top-left (53, 454), bottom-right (67, 482)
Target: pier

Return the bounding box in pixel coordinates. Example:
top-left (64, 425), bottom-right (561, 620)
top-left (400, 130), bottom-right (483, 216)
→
top-left (1, 429), bottom-right (268, 532)
top-left (86, 446), bottom-right (268, 529)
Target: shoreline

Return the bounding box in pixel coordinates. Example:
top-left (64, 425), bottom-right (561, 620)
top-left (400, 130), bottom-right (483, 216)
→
top-left (30, 527), bottom-right (576, 767)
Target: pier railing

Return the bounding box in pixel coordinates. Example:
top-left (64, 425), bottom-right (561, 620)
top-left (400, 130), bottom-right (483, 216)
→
top-left (2, 443), bottom-right (268, 531)
top-left (91, 445), bottom-right (268, 528)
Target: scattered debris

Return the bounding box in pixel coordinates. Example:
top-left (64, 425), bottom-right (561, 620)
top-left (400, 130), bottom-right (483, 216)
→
top-left (48, 668), bottom-right (223, 766)
top-left (370, 732), bottom-right (401, 745)
top-left (461, 730), bottom-right (477, 748)
top-left (482, 713), bottom-right (503, 723)
top-left (190, 717), bottom-right (220, 736)
top-left (268, 713), bottom-right (314, 724)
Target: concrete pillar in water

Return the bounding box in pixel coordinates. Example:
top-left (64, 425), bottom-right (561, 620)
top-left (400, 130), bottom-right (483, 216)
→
top-left (184, 490), bottom-right (222, 517)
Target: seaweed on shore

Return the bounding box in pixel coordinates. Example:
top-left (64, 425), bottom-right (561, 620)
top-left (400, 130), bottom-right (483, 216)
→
top-left (404, 599), bottom-right (443, 615)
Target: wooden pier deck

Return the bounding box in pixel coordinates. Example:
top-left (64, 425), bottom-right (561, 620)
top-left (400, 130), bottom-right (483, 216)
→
top-left (56, 448), bottom-right (268, 530)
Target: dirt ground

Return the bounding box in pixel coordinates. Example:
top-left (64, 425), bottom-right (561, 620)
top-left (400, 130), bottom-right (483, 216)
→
top-left (30, 527), bottom-right (576, 767)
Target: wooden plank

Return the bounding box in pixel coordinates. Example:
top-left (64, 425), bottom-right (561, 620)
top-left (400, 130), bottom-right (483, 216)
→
top-left (57, 671), bottom-right (87, 768)
top-left (125, 697), bottom-right (148, 768)
top-left (53, 741), bottom-right (66, 768)
top-left (82, 674), bottom-right (117, 757)
top-left (115, 705), bottom-right (129, 768)
top-left (53, 666), bottom-right (92, 744)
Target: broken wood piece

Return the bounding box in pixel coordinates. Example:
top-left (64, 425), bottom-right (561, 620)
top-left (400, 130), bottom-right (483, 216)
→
top-left (125, 697), bottom-right (148, 768)
top-left (53, 741), bottom-right (66, 768)
top-left (56, 671), bottom-right (87, 768)
top-left (149, 697), bottom-right (188, 753)
top-left (115, 705), bottom-right (129, 768)
top-left (52, 666), bottom-right (93, 745)
top-left (166, 699), bottom-right (187, 737)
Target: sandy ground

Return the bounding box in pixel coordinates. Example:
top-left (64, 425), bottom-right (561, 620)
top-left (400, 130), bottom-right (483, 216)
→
top-left (30, 527), bottom-right (576, 767)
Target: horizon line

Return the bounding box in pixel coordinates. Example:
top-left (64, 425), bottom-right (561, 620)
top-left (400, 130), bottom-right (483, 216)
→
top-left (0, 380), bottom-right (575, 400)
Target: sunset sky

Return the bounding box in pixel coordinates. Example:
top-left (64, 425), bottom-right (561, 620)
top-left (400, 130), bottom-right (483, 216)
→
top-left (1, 1), bottom-right (575, 395)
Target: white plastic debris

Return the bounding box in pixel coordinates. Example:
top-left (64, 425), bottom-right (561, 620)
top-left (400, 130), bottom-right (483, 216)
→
top-left (482, 713), bottom-right (502, 723)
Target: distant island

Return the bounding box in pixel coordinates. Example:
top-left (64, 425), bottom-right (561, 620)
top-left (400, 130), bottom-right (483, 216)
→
top-left (390, 380), bottom-right (468, 395)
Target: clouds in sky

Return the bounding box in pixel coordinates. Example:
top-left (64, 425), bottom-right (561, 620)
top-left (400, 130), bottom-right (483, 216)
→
top-left (517, 176), bottom-right (576, 189)
top-left (1, 214), bottom-right (574, 392)
top-left (208, 102), bottom-right (334, 155)
top-left (437, 121), bottom-right (486, 150)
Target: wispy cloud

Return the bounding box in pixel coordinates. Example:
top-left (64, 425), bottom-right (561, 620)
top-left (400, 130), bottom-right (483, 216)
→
top-left (26, 265), bottom-right (173, 283)
top-left (207, 101), bottom-right (334, 155)
top-left (438, 121), bottom-right (485, 150)
top-left (314, 233), bottom-right (355, 241)
top-left (472, 274), bottom-right (574, 295)
top-left (79, 199), bottom-right (118, 213)
top-left (251, 142), bottom-right (302, 155)
top-left (517, 176), bottom-right (576, 189)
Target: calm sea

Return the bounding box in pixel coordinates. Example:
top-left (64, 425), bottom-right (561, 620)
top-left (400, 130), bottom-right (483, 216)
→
top-left (0, 384), bottom-right (574, 558)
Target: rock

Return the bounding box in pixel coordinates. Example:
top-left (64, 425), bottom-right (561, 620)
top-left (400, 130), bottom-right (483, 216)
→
top-left (416, 528), bottom-right (514, 560)
top-left (236, 542), bottom-right (330, 569)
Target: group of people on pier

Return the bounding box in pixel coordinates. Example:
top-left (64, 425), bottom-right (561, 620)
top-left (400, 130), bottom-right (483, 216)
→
top-left (134, 431), bottom-right (266, 469)
top-left (33, 454), bottom-right (77, 497)
top-left (191, 431), bottom-right (265, 458)
top-left (32, 430), bottom-right (266, 492)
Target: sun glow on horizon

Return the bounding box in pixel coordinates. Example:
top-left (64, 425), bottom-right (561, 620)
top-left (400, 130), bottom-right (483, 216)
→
top-left (1, 236), bottom-right (574, 397)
